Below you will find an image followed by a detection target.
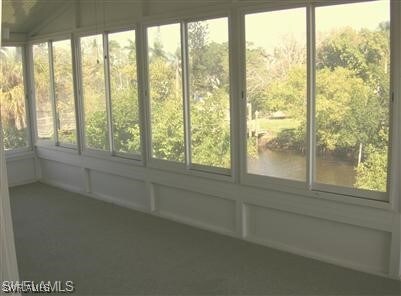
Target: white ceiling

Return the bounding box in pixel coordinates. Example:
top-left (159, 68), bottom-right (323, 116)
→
top-left (2, 0), bottom-right (70, 33)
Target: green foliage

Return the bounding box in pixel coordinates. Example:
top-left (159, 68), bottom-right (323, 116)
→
top-left (355, 146), bottom-right (387, 192)
top-left (85, 110), bottom-right (109, 150)
top-left (2, 126), bottom-right (27, 149)
top-left (149, 52), bottom-right (185, 162)
top-left (0, 47), bottom-right (28, 149)
top-left (191, 88), bottom-right (231, 168)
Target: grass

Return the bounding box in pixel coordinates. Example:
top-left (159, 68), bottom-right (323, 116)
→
top-left (249, 118), bottom-right (300, 136)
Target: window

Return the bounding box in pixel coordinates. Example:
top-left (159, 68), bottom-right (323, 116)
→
top-left (245, 8), bottom-right (307, 181)
top-left (52, 40), bottom-right (77, 145)
top-left (33, 43), bottom-right (54, 140)
top-left (80, 34), bottom-right (109, 151)
top-left (147, 23), bottom-right (185, 162)
top-left (147, 18), bottom-right (232, 170)
top-left (243, 1), bottom-right (390, 199)
top-left (188, 17), bottom-right (231, 169)
top-left (0, 46), bottom-right (29, 150)
top-left (108, 30), bottom-right (141, 155)
top-left (315, 1), bottom-right (390, 193)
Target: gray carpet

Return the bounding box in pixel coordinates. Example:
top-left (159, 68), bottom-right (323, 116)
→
top-left (9, 182), bottom-right (401, 295)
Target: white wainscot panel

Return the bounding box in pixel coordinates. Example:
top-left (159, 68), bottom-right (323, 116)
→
top-left (90, 170), bottom-right (148, 211)
top-left (246, 204), bottom-right (391, 275)
top-left (7, 158), bottom-right (36, 186)
top-left (40, 159), bottom-right (84, 192)
top-left (155, 185), bottom-right (236, 235)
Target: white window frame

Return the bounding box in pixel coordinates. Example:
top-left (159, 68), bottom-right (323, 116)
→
top-left (30, 39), bottom-right (58, 147)
top-left (50, 38), bottom-right (79, 150)
top-left (30, 35), bottom-right (79, 151)
top-left (239, 0), bottom-right (392, 203)
top-left (1, 44), bottom-right (32, 155)
top-left (77, 28), bottom-right (143, 162)
top-left (143, 12), bottom-right (234, 178)
top-left (106, 27), bottom-right (143, 161)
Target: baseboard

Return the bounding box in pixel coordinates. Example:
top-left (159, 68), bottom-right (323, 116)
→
top-left (245, 234), bottom-right (392, 280)
top-left (8, 178), bottom-right (38, 188)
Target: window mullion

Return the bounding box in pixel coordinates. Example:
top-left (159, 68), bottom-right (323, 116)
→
top-left (140, 25), bottom-right (152, 164)
top-left (48, 41), bottom-right (59, 146)
top-left (181, 21), bottom-right (192, 169)
top-left (22, 46), bottom-right (34, 149)
top-left (103, 33), bottom-right (115, 155)
top-left (71, 34), bottom-right (83, 153)
top-left (306, 4), bottom-right (316, 190)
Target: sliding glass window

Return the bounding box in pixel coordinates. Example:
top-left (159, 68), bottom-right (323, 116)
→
top-left (243, 0), bottom-right (390, 200)
top-left (52, 40), bottom-right (77, 145)
top-left (314, 1), bottom-right (390, 193)
top-left (0, 46), bottom-right (29, 150)
top-left (188, 17), bottom-right (231, 169)
top-left (147, 23), bottom-right (185, 163)
top-left (108, 30), bottom-right (141, 155)
top-left (33, 43), bottom-right (54, 141)
top-left (245, 8), bottom-right (307, 181)
top-left (80, 34), bottom-right (109, 151)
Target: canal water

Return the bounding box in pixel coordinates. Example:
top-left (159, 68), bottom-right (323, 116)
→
top-left (247, 148), bottom-right (356, 187)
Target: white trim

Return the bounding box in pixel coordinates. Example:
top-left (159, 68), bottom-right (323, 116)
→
top-left (103, 32), bottom-right (115, 156)
top-left (48, 40), bottom-right (59, 146)
top-left (181, 21), bottom-right (191, 169)
top-left (136, 24), bottom-right (148, 165)
top-left (5, 150), bottom-right (35, 161)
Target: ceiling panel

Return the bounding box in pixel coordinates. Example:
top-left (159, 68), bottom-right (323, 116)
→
top-left (2, 0), bottom-right (71, 33)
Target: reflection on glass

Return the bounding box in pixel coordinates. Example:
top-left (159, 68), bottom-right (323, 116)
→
top-left (245, 8), bottom-right (307, 181)
top-left (188, 17), bottom-right (231, 169)
top-left (33, 43), bottom-right (53, 140)
top-left (80, 34), bottom-right (109, 150)
top-left (0, 47), bottom-right (29, 149)
top-left (315, 1), bottom-right (389, 192)
top-left (109, 30), bottom-right (141, 155)
top-left (148, 24), bottom-right (184, 162)
top-left (53, 40), bottom-right (77, 145)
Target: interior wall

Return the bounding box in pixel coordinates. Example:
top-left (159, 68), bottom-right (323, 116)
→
top-left (36, 146), bottom-right (396, 278)
top-left (6, 153), bottom-right (37, 187)
top-left (14, 0), bottom-right (401, 280)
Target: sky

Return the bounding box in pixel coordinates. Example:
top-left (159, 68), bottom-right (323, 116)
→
top-left (148, 17), bottom-right (228, 55)
top-left (147, 0), bottom-right (389, 55)
top-left (247, 0), bottom-right (389, 52)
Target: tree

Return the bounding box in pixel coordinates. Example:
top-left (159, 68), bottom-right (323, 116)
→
top-left (0, 47), bottom-right (28, 149)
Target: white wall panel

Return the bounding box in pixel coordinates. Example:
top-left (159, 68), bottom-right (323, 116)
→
top-left (90, 170), bottom-right (149, 211)
top-left (6, 157), bottom-right (36, 187)
top-left (40, 159), bottom-right (84, 192)
top-left (246, 204), bottom-right (391, 274)
top-left (155, 185), bottom-right (237, 235)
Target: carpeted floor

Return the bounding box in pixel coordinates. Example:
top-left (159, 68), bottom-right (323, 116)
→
top-left (9, 182), bottom-right (401, 295)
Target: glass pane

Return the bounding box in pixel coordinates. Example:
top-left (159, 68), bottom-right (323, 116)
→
top-left (0, 47), bottom-right (29, 150)
top-left (245, 8), bottom-right (307, 181)
top-left (148, 24), bottom-right (184, 162)
top-left (53, 40), bottom-right (77, 145)
top-left (33, 43), bottom-right (53, 140)
top-left (315, 1), bottom-right (389, 192)
top-left (109, 30), bottom-right (141, 155)
top-left (80, 34), bottom-right (109, 150)
top-left (188, 17), bottom-right (231, 169)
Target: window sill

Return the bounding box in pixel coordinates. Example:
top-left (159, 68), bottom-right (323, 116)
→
top-left (148, 158), bottom-right (235, 183)
top-left (241, 173), bottom-right (392, 211)
top-left (5, 148), bottom-right (34, 161)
